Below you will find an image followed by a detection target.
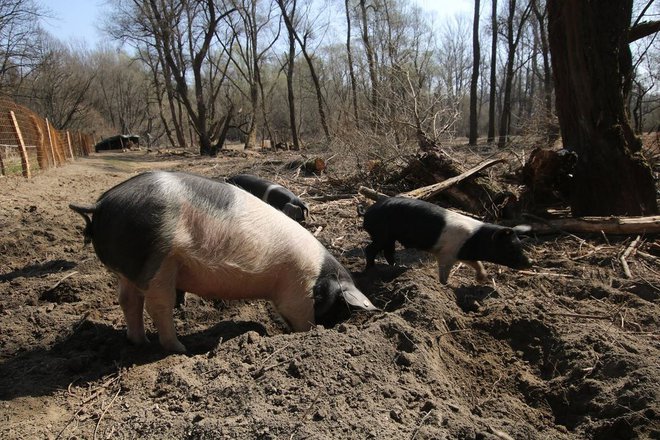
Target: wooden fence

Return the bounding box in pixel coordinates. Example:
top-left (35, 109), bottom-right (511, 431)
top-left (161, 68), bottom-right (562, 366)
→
top-left (0, 97), bottom-right (93, 178)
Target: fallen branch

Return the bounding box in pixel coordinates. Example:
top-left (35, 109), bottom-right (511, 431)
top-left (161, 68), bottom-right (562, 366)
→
top-left (410, 410), bottom-right (434, 440)
top-left (620, 235), bottom-right (641, 279)
top-left (487, 426), bottom-right (515, 440)
top-left (93, 386), bottom-right (121, 440)
top-left (517, 270), bottom-right (578, 279)
top-left (358, 185), bottom-right (389, 201)
top-left (527, 215), bottom-right (660, 235)
top-left (45, 271), bottom-right (78, 293)
top-left (308, 193), bottom-right (355, 202)
top-left (400, 158), bottom-right (506, 200)
top-left (546, 312), bottom-right (612, 320)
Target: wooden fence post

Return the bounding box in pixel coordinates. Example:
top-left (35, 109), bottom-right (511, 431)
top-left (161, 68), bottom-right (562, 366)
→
top-left (29, 114), bottom-right (48, 170)
top-left (45, 119), bottom-right (58, 166)
top-left (66, 131), bottom-right (75, 159)
top-left (9, 111), bottom-right (31, 178)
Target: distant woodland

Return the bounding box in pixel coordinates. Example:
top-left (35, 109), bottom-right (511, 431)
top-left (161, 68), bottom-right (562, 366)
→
top-left (1, 0), bottom-right (659, 214)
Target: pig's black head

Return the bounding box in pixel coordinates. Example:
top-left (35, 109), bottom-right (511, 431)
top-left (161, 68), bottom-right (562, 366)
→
top-left (458, 224), bottom-right (533, 269)
top-left (313, 252), bottom-right (378, 327)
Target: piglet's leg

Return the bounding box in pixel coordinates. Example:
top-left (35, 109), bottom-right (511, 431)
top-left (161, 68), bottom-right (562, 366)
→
top-left (463, 261), bottom-right (488, 284)
top-left (118, 277), bottom-right (149, 346)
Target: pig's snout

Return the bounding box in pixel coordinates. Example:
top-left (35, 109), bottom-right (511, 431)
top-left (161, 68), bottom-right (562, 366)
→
top-left (514, 255), bottom-right (534, 269)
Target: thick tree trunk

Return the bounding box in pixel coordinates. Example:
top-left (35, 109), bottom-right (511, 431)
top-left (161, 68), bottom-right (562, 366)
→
top-left (345, 0), bottom-right (360, 129)
top-left (487, 0), bottom-right (497, 143)
top-left (359, 0), bottom-right (378, 113)
top-left (468, 0), bottom-right (480, 146)
top-left (531, 0), bottom-right (553, 130)
top-left (548, 0), bottom-right (657, 216)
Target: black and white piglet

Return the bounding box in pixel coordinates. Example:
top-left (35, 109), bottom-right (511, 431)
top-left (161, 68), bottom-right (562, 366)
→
top-left (227, 174), bottom-right (309, 222)
top-left (70, 171), bottom-right (376, 353)
top-left (362, 197), bottom-right (532, 284)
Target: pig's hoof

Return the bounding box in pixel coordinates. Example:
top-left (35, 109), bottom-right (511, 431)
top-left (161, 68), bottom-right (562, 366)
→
top-left (476, 274), bottom-right (489, 284)
top-left (126, 332), bottom-right (149, 346)
top-left (162, 339), bottom-right (187, 353)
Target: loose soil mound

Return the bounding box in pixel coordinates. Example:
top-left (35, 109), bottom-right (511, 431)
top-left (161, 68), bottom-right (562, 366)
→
top-left (1, 151), bottom-right (658, 439)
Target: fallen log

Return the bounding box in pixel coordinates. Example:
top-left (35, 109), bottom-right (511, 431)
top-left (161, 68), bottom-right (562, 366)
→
top-left (400, 158), bottom-right (506, 200)
top-left (526, 215), bottom-right (660, 235)
top-left (284, 157), bottom-right (326, 175)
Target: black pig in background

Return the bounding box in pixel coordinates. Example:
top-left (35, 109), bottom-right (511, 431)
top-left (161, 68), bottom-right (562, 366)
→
top-left (362, 197), bottom-right (532, 284)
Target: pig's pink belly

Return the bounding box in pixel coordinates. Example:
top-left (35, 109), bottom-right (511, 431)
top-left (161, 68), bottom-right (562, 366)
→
top-left (174, 263), bottom-right (280, 301)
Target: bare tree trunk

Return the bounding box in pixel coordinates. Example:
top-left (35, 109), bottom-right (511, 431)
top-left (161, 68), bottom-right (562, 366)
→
top-left (497, 0), bottom-right (531, 148)
top-left (359, 0), bottom-right (378, 114)
top-left (487, 0), bottom-right (497, 143)
top-left (345, 0), bottom-right (359, 129)
top-left (532, 0), bottom-right (553, 140)
top-left (469, 0), bottom-right (481, 146)
top-left (276, 0), bottom-right (300, 150)
top-left (244, 0), bottom-right (260, 150)
top-left (299, 34), bottom-right (331, 142)
top-left (547, 0), bottom-right (657, 215)
top-left (277, 0), bottom-right (330, 143)
top-left (496, 0), bottom-right (516, 148)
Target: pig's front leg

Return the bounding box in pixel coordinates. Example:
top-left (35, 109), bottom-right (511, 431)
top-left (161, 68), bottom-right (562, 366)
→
top-left (118, 278), bottom-right (149, 346)
top-left (435, 254), bottom-right (457, 285)
top-left (272, 290), bottom-right (315, 332)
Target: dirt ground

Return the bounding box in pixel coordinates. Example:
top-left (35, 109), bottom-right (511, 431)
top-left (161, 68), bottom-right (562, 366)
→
top-left (0, 149), bottom-right (658, 440)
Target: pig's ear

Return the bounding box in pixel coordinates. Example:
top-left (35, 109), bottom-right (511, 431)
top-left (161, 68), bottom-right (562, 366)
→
top-left (341, 286), bottom-right (379, 311)
top-left (513, 224), bottom-right (532, 234)
top-left (283, 203), bottom-right (303, 220)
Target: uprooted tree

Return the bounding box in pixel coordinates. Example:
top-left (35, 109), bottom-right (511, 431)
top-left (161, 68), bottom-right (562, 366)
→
top-left (547, 0), bottom-right (659, 216)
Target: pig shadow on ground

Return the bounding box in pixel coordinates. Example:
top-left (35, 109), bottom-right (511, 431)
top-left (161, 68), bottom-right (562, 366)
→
top-left (0, 259), bottom-right (77, 282)
top-left (452, 285), bottom-right (499, 313)
top-left (0, 318), bottom-right (267, 401)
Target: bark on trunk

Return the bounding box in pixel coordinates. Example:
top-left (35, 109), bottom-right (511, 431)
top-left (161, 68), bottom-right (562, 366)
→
top-left (469, 0), bottom-right (481, 146)
top-left (548, 0), bottom-right (657, 216)
top-left (487, 0), bottom-right (497, 143)
top-left (346, 0), bottom-right (360, 129)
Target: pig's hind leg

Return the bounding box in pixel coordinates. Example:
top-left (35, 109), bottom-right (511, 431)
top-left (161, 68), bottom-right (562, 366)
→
top-left (144, 291), bottom-right (185, 353)
top-left (383, 240), bottom-right (396, 265)
top-left (118, 277), bottom-right (149, 346)
top-left (142, 262), bottom-right (186, 353)
top-left (463, 260), bottom-right (488, 283)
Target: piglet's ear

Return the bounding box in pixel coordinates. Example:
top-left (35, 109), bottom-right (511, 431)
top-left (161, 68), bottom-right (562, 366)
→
top-left (283, 203), bottom-right (303, 220)
top-left (513, 225), bottom-right (532, 234)
top-left (341, 286), bottom-right (379, 311)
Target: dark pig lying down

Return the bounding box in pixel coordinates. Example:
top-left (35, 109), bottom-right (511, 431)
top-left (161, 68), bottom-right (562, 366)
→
top-left (363, 197), bottom-right (533, 284)
top-left (226, 174), bottom-right (309, 222)
top-left (70, 171), bottom-right (376, 352)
